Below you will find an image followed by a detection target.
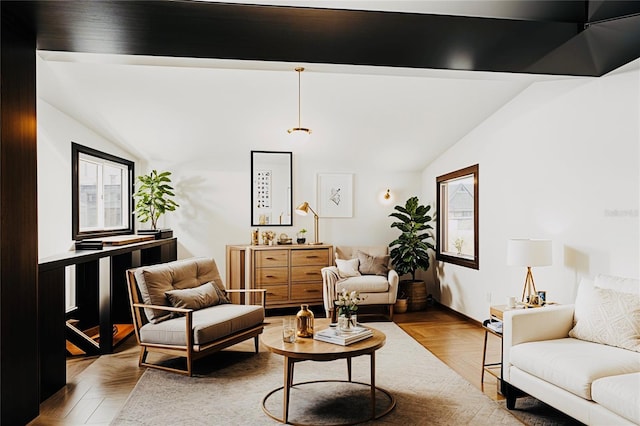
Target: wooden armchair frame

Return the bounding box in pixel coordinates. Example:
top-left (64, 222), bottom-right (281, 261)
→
top-left (126, 269), bottom-right (267, 376)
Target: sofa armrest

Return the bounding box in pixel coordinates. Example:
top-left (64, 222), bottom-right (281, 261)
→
top-left (503, 304), bottom-right (575, 381)
top-left (321, 266), bottom-right (340, 314)
top-left (387, 269), bottom-right (399, 303)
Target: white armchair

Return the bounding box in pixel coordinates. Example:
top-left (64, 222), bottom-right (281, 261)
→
top-left (321, 246), bottom-right (399, 320)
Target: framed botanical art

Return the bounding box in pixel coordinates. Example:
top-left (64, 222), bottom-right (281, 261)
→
top-left (317, 173), bottom-right (353, 217)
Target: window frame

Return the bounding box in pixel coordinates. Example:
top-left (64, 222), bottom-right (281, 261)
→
top-left (436, 164), bottom-right (479, 270)
top-left (71, 142), bottom-right (135, 240)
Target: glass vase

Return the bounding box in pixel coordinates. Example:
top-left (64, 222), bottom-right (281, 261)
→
top-left (338, 313), bottom-right (357, 332)
top-left (296, 304), bottom-right (314, 338)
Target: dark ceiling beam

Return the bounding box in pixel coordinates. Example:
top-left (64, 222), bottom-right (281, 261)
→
top-left (9, 1), bottom-right (640, 77)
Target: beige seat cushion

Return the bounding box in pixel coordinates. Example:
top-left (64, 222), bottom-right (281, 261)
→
top-left (510, 338), bottom-right (640, 399)
top-left (134, 257), bottom-right (225, 323)
top-left (336, 275), bottom-right (390, 293)
top-left (139, 304), bottom-right (264, 348)
top-left (592, 372), bottom-right (640, 424)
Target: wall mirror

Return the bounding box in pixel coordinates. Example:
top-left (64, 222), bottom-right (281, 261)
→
top-left (251, 151), bottom-right (292, 226)
top-left (436, 164), bottom-right (479, 269)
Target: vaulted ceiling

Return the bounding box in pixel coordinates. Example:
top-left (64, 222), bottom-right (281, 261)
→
top-left (11, 1), bottom-right (640, 171)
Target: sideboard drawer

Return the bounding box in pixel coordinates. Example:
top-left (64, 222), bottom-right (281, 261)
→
top-left (227, 244), bottom-right (333, 309)
top-left (291, 283), bottom-right (323, 301)
top-left (291, 265), bottom-right (324, 283)
top-left (255, 267), bottom-right (288, 285)
top-left (291, 249), bottom-right (330, 266)
top-left (262, 285), bottom-right (289, 302)
top-left (255, 250), bottom-right (288, 267)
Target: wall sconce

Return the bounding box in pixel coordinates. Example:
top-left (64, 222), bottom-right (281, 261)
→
top-left (295, 201), bottom-right (322, 244)
top-left (380, 188), bottom-right (393, 204)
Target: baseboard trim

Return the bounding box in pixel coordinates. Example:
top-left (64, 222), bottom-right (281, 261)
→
top-left (434, 301), bottom-right (484, 328)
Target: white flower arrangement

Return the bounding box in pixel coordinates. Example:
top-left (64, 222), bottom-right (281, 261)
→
top-left (336, 289), bottom-right (365, 317)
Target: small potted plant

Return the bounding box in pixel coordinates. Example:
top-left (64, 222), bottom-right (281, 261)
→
top-left (296, 228), bottom-right (307, 244)
top-left (134, 169), bottom-right (179, 238)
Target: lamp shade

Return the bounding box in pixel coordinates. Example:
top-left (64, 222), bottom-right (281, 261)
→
top-left (295, 201), bottom-right (311, 216)
top-left (507, 239), bottom-right (552, 267)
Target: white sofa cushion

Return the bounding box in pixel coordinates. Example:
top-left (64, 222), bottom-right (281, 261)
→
top-left (336, 275), bottom-right (389, 293)
top-left (592, 373), bottom-right (640, 424)
top-left (335, 258), bottom-right (361, 278)
top-left (510, 337), bottom-right (640, 399)
top-left (139, 304), bottom-right (264, 348)
top-left (595, 274), bottom-right (640, 295)
top-left (570, 279), bottom-right (640, 352)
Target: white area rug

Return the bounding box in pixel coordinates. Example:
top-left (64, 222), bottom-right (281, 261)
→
top-left (112, 322), bottom-right (523, 425)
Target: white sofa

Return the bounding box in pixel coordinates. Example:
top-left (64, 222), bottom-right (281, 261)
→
top-left (503, 275), bottom-right (640, 425)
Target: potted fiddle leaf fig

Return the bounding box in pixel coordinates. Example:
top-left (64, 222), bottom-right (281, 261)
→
top-left (134, 170), bottom-right (179, 237)
top-left (389, 196), bottom-right (435, 311)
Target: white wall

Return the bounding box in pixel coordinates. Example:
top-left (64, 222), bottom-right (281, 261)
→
top-left (159, 157), bottom-right (421, 274)
top-left (421, 67), bottom-right (640, 322)
top-left (37, 103), bottom-right (422, 280)
top-left (37, 100), bottom-right (140, 259)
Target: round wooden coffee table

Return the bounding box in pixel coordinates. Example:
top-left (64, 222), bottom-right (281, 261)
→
top-left (261, 319), bottom-right (395, 425)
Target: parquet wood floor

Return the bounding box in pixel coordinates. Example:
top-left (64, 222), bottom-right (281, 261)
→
top-left (28, 304), bottom-right (502, 425)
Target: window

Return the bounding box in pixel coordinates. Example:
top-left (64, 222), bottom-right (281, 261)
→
top-left (436, 164), bottom-right (479, 269)
top-left (72, 143), bottom-right (134, 240)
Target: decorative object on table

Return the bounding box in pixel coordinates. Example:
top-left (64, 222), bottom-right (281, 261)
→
top-left (507, 239), bottom-right (552, 305)
top-left (314, 325), bottom-right (373, 346)
top-left (286, 67), bottom-right (312, 142)
top-left (317, 173), bottom-right (353, 217)
top-left (296, 304), bottom-right (314, 338)
top-left (75, 240), bottom-right (104, 250)
top-left (296, 228), bottom-right (307, 244)
top-left (335, 288), bottom-right (364, 332)
top-left (277, 233), bottom-right (292, 245)
top-left (388, 196), bottom-right (435, 311)
top-left (261, 230), bottom-right (275, 245)
top-left (251, 228), bottom-right (259, 245)
top-left (282, 317), bottom-right (296, 343)
top-left (537, 290), bottom-right (547, 305)
top-left (295, 202), bottom-right (322, 244)
top-left (134, 169), bottom-right (179, 232)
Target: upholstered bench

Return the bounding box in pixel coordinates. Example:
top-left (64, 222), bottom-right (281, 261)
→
top-left (126, 257), bottom-right (266, 375)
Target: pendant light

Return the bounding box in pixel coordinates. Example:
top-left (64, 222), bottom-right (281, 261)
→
top-left (287, 67), bottom-right (312, 141)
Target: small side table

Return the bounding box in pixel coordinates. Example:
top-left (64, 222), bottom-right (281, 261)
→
top-left (481, 305), bottom-right (507, 393)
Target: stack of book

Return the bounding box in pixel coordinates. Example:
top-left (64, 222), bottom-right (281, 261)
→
top-left (486, 320), bottom-right (503, 334)
top-left (314, 326), bottom-right (373, 346)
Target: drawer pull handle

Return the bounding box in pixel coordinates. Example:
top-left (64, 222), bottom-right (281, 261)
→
top-left (306, 255), bottom-right (319, 258)
top-left (306, 272), bottom-right (319, 275)
top-left (306, 289), bottom-right (320, 293)
top-left (266, 257), bottom-right (276, 260)
top-left (266, 292), bottom-right (276, 296)
top-left (266, 275), bottom-right (276, 278)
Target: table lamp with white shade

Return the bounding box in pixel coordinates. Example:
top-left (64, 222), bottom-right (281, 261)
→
top-left (507, 239), bottom-right (552, 304)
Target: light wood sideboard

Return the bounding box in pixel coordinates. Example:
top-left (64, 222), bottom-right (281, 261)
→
top-left (226, 244), bottom-right (333, 309)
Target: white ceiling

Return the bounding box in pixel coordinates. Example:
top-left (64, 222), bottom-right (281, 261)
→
top-left (38, 50), bottom-right (576, 172)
